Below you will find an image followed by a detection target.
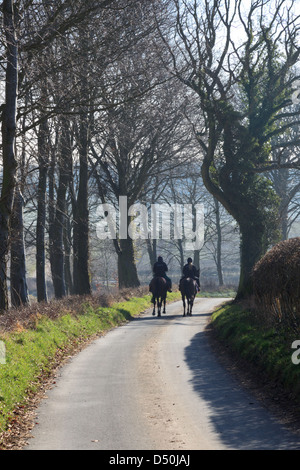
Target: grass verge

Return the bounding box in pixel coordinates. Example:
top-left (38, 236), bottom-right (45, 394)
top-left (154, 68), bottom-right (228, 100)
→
top-left (0, 287), bottom-right (232, 448)
top-left (210, 302), bottom-right (300, 402)
top-left (0, 288), bottom-right (183, 444)
top-left (0, 292), bottom-right (158, 440)
top-left (198, 288), bottom-right (236, 298)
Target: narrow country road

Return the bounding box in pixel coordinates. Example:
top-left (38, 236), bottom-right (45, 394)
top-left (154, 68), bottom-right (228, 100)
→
top-left (24, 298), bottom-right (300, 450)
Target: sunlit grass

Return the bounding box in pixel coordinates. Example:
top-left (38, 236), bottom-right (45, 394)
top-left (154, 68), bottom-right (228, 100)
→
top-left (0, 295), bottom-right (152, 434)
top-left (211, 303), bottom-right (300, 399)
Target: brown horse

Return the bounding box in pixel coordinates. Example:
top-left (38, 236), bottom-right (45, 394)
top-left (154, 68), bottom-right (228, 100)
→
top-left (180, 277), bottom-right (198, 316)
top-left (149, 276), bottom-right (168, 317)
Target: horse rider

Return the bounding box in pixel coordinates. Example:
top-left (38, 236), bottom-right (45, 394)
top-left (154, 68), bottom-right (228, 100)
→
top-left (150, 256), bottom-right (172, 292)
top-left (179, 257), bottom-right (200, 291)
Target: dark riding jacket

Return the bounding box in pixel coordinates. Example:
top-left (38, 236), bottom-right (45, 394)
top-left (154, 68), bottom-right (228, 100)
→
top-left (182, 263), bottom-right (199, 279)
top-left (153, 261), bottom-right (168, 277)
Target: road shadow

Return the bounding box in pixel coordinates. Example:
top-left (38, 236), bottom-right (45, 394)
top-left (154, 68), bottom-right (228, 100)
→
top-left (184, 330), bottom-right (300, 450)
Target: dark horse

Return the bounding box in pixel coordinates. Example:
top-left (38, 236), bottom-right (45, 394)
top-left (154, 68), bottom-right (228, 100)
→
top-left (149, 277), bottom-right (168, 317)
top-left (180, 277), bottom-right (198, 316)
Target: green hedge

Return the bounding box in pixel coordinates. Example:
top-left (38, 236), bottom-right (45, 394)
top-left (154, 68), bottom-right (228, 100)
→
top-left (211, 303), bottom-right (300, 399)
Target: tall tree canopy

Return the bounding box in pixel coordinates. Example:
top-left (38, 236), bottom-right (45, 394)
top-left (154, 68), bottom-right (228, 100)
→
top-left (157, 0), bottom-right (300, 298)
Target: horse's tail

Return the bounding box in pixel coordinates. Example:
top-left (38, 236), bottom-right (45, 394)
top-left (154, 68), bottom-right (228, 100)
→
top-left (156, 277), bottom-right (167, 298)
top-left (190, 279), bottom-right (198, 298)
top-left (158, 276), bottom-right (165, 296)
top-left (151, 276), bottom-right (160, 299)
top-left (182, 278), bottom-right (196, 299)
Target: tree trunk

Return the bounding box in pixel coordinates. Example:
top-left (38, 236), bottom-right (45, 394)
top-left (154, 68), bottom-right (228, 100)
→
top-left (178, 238), bottom-right (185, 271)
top-left (236, 221), bottom-right (265, 300)
top-left (146, 237), bottom-right (157, 267)
top-left (214, 197), bottom-right (224, 287)
top-left (63, 213), bottom-right (74, 295)
top-left (0, 0), bottom-right (18, 311)
top-left (36, 119), bottom-right (49, 302)
top-left (73, 112), bottom-right (91, 296)
top-left (50, 214), bottom-right (66, 299)
top-left (276, 170), bottom-right (289, 241)
top-left (193, 249), bottom-right (200, 271)
top-left (49, 118), bottom-right (71, 299)
top-left (118, 236), bottom-right (140, 289)
top-left (280, 204), bottom-right (289, 241)
top-left (10, 188), bottom-right (29, 307)
top-left (202, 151), bottom-right (273, 299)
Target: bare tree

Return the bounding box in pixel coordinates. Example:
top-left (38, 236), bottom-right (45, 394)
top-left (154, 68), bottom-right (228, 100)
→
top-left (91, 74), bottom-right (192, 288)
top-left (157, 0), bottom-right (300, 299)
top-left (268, 118), bottom-right (300, 239)
top-left (0, 0), bottom-right (18, 311)
top-left (0, 0), bottom-right (118, 310)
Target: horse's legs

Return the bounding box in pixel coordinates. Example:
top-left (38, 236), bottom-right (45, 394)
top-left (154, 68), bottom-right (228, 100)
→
top-left (152, 299), bottom-right (156, 316)
top-left (158, 299), bottom-right (162, 317)
top-left (182, 296), bottom-right (186, 316)
top-left (163, 297), bottom-right (166, 314)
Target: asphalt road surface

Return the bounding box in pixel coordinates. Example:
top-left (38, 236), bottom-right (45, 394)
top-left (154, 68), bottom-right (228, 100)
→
top-left (24, 298), bottom-right (300, 450)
